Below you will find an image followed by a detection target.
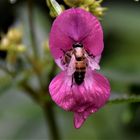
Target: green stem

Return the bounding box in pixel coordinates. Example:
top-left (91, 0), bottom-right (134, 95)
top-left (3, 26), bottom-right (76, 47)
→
top-left (27, 1), bottom-right (60, 139)
top-left (0, 65), bottom-right (15, 77)
top-left (107, 95), bottom-right (140, 105)
top-left (43, 102), bottom-right (61, 140)
top-left (27, 0), bottom-right (45, 91)
top-left (21, 82), bottom-right (41, 104)
top-left (27, 0), bottom-right (38, 58)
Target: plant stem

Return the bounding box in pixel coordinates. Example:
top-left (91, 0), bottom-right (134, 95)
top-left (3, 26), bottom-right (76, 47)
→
top-left (27, 0), bottom-right (45, 91)
top-left (107, 95), bottom-right (140, 105)
top-left (27, 1), bottom-right (60, 139)
top-left (27, 0), bottom-right (38, 58)
top-left (0, 65), bottom-right (15, 77)
top-left (43, 102), bottom-right (61, 140)
top-left (21, 82), bottom-right (41, 104)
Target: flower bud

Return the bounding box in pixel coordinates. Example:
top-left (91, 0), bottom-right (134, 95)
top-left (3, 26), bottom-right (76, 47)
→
top-left (7, 28), bottom-right (22, 44)
top-left (64, 0), bottom-right (95, 7)
top-left (90, 6), bottom-right (107, 17)
top-left (79, 6), bottom-right (89, 12)
top-left (1, 37), bottom-right (10, 49)
top-left (94, 7), bottom-right (107, 17)
top-left (88, 0), bottom-right (106, 18)
top-left (49, 5), bottom-right (65, 17)
top-left (46, 0), bottom-right (64, 17)
top-left (16, 44), bottom-right (26, 52)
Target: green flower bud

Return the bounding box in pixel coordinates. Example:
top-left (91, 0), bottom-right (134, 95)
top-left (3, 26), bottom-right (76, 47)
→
top-left (7, 28), bottom-right (22, 44)
top-left (46, 0), bottom-right (64, 17)
top-left (64, 0), bottom-right (95, 7)
top-left (50, 8), bottom-right (58, 17)
top-left (0, 28), bottom-right (26, 55)
top-left (16, 44), bottom-right (26, 52)
top-left (79, 5), bottom-right (89, 11)
top-left (90, 6), bottom-right (107, 18)
top-left (88, 0), bottom-right (107, 18)
top-left (49, 5), bottom-right (65, 17)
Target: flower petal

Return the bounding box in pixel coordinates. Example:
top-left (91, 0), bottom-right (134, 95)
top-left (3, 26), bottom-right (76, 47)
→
top-left (74, 108), bottom-right (97, 129)
top-left (49, 8), bottom-right (103, 59)
top-left (49, 71), bottom-right (74, 110)
top-left (74, 112), bottom-right (85, 129)
top-left (49, 70), bottom-right (110, 128)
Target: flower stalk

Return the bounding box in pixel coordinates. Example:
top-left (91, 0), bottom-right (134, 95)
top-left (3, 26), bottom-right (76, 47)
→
top-left (43, 103), bottom-right (61, 140)
top-left (26, 0), bottom-right (61, 139)
top-left (27, 0), bottom-right (38, 58)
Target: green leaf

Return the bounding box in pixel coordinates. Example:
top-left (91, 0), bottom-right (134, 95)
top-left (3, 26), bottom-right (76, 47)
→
top-left (108, 93), bottom-right (140, 105)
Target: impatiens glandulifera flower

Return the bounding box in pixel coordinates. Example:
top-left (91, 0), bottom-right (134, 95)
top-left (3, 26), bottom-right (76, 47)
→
top-left (49, 8), bottom-right (110, 129)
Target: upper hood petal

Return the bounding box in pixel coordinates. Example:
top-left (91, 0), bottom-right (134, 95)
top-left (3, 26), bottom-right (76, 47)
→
top-left (49, 8), bottom-right (104, 59)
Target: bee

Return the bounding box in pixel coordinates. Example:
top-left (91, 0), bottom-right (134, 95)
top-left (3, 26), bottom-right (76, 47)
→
top-left (61, 42), bottom-right (88, 85)
top-left (72, 43), bottom-right (87, 85)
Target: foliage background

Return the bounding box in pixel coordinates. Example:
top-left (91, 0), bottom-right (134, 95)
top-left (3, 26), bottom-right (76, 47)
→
top-left (0, 0), bottom-right (140, 139)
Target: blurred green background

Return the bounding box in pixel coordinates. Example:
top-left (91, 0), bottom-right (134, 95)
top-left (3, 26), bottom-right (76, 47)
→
top-left (0, 0), bottom-right (140, 139)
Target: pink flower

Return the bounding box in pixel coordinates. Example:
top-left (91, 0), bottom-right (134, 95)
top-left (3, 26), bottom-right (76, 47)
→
top-left (49, 8), bottom-right (110, 129)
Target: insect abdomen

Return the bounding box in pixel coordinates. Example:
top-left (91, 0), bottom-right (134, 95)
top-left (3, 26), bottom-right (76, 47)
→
top-left (74, 60), bottom-right (86, 85)
top-left (74, 71), bottom-right (85, 85)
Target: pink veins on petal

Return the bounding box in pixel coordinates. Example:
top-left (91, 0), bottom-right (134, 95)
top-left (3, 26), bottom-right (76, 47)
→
top-left (49, 8), bottom-right (111, 129)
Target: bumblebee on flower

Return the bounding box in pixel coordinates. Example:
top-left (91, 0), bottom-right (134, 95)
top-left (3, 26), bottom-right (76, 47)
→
top-left (49, 8), bottom-right (110, 128)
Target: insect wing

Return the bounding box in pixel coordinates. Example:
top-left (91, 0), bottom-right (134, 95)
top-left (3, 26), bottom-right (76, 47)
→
top-left (67, 54), bottom-right (76, 76)
top-left (86, 54), bottom-right (101, 70)
top-left (55, 58), bottom-right (66, 70)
